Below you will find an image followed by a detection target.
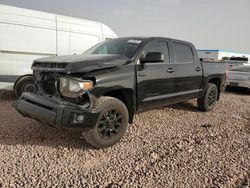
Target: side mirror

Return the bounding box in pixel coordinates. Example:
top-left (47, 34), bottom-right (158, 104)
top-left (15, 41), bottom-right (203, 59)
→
top-left (140, 52), bottom-right (164, 63)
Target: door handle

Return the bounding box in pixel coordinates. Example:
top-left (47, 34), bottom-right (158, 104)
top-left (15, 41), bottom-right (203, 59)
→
top-left (167, 68), bottom-right (175, 73)
top-left (195, 67), bottom-right (201, 72)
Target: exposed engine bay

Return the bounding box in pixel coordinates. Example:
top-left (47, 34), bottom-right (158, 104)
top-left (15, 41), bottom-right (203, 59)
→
top-left (33, 71), bottom-right (95, 107)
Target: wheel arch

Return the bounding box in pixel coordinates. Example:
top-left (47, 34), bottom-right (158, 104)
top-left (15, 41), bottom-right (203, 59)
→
top-left (13, 74), bottom-right (34, 90)
top-left (101, 88), bottom-right (135, 124)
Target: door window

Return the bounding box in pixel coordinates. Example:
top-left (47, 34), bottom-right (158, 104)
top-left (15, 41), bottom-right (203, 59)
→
top-left (142, 41), bottom-right (169, 63)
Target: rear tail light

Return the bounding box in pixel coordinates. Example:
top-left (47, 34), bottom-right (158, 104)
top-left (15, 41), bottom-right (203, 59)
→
top-left (226, 66), bottom-right (229, 80)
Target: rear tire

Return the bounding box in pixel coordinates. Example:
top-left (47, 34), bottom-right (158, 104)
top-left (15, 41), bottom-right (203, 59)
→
top-left (14, 76), bottom-right (36, 97)
top-left (82, 96), bottom-right (129, 149)
top-left (197, 83), bottom-right (218, 112)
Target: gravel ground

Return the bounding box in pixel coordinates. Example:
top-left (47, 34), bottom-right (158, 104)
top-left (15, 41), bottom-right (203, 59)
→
top-left (0, 90), bottom-right (249, 188)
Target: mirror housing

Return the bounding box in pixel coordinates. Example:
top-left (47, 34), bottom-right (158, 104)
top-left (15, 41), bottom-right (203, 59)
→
top-left (140, 52), bottom-right (164, 63)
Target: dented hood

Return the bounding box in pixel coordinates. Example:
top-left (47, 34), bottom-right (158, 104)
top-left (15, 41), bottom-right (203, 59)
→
top-left (32, 54), bottom-right (130, 74)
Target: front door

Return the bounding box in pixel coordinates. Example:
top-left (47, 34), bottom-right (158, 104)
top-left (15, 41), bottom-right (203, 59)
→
top-left (136, 40), bottom-right (175, 111)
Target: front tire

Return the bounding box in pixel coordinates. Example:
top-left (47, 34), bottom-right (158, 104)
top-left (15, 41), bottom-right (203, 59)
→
top-left (197, 83), bottom-right (218, 112)
top-left (83, 96), bottom-right (129, 149)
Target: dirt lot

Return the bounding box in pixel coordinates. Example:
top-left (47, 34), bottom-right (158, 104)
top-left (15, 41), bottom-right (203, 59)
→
top-left (0, 90), bottom-right (249, 188)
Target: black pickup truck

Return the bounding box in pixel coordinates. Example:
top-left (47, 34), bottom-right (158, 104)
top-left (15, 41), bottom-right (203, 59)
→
top-left (15, 37), bottom-right (227, 148)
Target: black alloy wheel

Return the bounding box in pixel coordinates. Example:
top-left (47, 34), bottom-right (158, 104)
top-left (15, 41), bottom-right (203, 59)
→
top-left (97, 109), bottom-right (122, 139)
top-left (207, 88), bottom-right (217, 107)
top-left (83, 96), bottom-right (129, 149)
top-left (197, 83), bottom-right (218, 112)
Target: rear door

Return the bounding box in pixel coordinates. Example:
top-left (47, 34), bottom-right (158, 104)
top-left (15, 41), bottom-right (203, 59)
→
top-left (136, 40), bottom-right (175, 111)
top-left (171, 41), bottom-right (203, 102)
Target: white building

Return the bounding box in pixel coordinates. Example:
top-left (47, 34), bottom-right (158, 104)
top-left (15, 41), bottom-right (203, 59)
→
top-left (197, 49), bottom-right (250, 62)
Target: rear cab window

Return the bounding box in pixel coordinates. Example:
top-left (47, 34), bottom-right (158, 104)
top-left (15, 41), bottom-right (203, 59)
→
top-left (173, 42), bottom-right (195, 63)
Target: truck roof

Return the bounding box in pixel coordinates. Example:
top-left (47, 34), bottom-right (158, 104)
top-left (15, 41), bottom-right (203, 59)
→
top-left (114, 37), bottom-right (193, 45)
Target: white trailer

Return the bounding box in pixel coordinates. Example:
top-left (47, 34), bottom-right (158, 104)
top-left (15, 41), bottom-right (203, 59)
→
top-left (0, 4), bottom-right (117, 95)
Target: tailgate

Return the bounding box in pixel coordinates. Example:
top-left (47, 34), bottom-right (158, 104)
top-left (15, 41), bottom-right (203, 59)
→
top-left (228, 71), bottom-right (250, 81)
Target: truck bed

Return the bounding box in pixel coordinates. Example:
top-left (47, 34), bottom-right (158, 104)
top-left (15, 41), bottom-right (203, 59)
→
top-left (202, 61), bottom-right (227, 77)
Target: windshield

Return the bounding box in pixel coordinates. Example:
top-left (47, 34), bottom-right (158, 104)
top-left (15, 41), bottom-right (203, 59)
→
top-left (84, 39), bottom-right (143, 58)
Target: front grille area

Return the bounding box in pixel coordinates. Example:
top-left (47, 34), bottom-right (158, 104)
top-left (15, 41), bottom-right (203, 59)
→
top-left (33, 62), bottom-right (68, 69)
top-left (35, 72), bottom-right (91, 106)
top-left (37, 72), bottom-right (60, 96)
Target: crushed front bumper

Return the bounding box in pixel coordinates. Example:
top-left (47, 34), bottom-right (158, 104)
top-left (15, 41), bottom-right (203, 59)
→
top-left (15, 93), bottom-right (100, 129)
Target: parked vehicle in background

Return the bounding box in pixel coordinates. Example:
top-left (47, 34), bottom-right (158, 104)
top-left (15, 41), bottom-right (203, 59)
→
top-left (223, 57), bottom-right (249, 70)
top-left (15, 37), bottom-right (227, 148)
top-left (226, 64), bottom-right (250, 90)
top-left (0, 4), bottom-right (117, 96)
top-left (197, 49), bottom-right (250, 62)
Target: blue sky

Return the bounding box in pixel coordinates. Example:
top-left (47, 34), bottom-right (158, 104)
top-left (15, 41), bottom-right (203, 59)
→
top-left (1, 0), bottom-right (250, 53)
